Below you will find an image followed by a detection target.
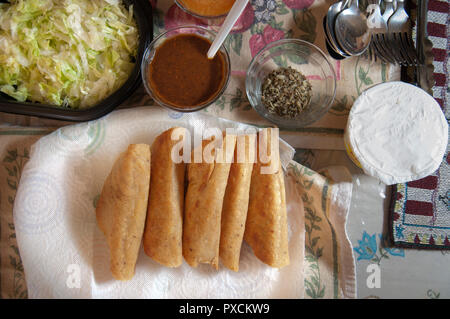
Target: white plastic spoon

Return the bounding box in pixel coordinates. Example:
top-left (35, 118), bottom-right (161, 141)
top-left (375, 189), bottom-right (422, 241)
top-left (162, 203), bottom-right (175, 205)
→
top-left (207, 0), bottom-right (249, 59)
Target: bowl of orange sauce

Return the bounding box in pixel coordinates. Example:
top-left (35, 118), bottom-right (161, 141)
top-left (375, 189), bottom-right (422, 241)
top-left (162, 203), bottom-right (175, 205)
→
top-left (175, 0), bottom-right (235, 19)
top-left (141, 25), bottom-right (230, 112)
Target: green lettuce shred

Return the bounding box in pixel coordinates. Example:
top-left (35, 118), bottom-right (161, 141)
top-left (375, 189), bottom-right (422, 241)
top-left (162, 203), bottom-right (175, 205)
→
top-left (0, 0), bottom-right (139, 108)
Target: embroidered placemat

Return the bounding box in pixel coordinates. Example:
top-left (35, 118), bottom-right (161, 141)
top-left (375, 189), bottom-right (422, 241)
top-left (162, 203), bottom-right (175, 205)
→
top-left (390, 0), bottom-right (449, 249)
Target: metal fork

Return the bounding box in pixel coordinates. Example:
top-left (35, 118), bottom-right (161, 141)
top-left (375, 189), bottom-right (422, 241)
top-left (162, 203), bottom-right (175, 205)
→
top-left (382, 0), bottom-right (396, 23)
top-left (366, 0), bottom-right (395, 63)
top-left (386, 0), bottom-right (418, 65)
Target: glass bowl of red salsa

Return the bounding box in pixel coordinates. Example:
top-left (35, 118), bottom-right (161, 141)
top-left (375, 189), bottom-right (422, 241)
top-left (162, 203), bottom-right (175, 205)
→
top-left (141, 25), bottom-right (231, 113)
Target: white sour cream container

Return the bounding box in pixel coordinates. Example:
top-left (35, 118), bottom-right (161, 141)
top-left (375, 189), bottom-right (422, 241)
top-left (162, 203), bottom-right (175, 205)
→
top-left (344, 81), bottom-right (448, 185)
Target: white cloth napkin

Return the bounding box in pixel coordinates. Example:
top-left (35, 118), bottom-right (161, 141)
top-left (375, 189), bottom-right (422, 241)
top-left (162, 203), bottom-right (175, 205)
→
top-left (13, 107), bottom-right (308, 298)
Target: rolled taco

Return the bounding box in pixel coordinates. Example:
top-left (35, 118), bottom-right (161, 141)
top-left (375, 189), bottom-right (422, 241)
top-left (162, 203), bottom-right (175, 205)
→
top-left (183, 131), bottom-right (236, 269)
top-left (143, 127), bottom-right (187, 268)
top-left (95, 144), bottom-right (151, 280)
top-left (244, 128), bottom-right (289, 268)
top-left (219, 133), bottom-right (256, 271)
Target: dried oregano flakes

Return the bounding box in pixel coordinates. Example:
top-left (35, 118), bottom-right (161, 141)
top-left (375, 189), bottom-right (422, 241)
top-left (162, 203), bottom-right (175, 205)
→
top-left (261, 67), bottom-right (312, 118)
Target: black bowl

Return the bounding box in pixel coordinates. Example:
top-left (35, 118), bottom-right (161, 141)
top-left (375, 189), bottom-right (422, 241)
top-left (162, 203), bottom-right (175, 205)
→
top-left (0, 0), bottom-right (153, 122)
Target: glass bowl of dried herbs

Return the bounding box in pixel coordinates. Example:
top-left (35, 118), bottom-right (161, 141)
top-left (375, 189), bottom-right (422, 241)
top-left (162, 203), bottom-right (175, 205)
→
top-left (246, 39), bottom-right (336, 128)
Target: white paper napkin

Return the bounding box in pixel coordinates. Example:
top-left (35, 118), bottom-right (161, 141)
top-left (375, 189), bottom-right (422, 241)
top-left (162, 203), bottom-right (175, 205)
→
top-left (13, 107), bottom-right (307, 298)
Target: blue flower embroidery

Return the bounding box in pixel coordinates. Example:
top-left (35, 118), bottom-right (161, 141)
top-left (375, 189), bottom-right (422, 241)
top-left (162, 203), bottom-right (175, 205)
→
top-left (354, 231), bottom-right (405, 264)
top-left (353, 231), bottom-right (377, 261)
top-left (379, 235), bottom-right (405, 257)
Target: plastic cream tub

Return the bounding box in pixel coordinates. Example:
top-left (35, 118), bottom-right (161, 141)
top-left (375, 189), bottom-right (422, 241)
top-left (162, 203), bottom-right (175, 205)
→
top-left (344, 81), bottom-right (448, 185)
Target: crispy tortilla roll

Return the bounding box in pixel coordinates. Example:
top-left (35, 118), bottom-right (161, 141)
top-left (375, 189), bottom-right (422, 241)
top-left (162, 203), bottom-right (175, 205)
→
top-left (143, 127), bottom-right (186, 268)
top-left (244, 129), bottom-right (290, 268)
top-left (183, 132), bottom-right (236, 269)
top-left (96, 144), bottom-right (151, 280)
top-left (219, 134), bottom-right (256, 271)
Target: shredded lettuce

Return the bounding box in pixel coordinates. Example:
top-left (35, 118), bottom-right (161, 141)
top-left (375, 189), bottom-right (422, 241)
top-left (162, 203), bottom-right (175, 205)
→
top-left (0, 0), bottom-right (139, 108)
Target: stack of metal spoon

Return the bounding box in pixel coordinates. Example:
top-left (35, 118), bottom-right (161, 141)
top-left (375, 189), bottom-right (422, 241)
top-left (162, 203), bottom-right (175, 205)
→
top-left (324, 0), bottom-right (419, 65)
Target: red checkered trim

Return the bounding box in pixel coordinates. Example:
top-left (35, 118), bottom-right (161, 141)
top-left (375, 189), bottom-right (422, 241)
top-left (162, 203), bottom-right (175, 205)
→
top-left (428, 0), bottom-right (448, 110)
top-left (389, 0), bottom-right (449, 249)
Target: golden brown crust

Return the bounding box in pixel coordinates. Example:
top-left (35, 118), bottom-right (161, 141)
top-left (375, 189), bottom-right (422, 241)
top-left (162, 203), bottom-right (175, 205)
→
top-left (183, 133), bottom-right (236, 269)
top-left (244, 129), bottom-right (289, 268)
top-left (219, 134), bottom-right (256, 271)
top-left (143, 127), bottom-right (186, 267)
top-left (95, 144), bottom-right (151, 281)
